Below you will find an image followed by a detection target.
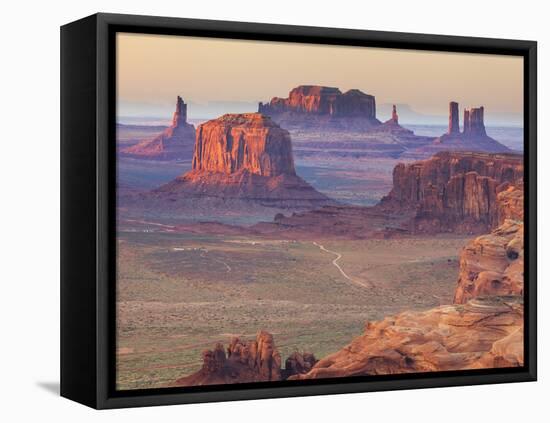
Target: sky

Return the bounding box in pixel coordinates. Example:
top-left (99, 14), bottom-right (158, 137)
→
top-left (117, 32), bottom-right (524, 124)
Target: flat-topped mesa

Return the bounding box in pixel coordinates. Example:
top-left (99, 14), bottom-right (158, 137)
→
top-left (463, 106), bottom-right (487, 137)
top-left (379, 151), bottom-right (524, 233)
top-left (258, 85), bottom-right (379, 129)
top-left (120, 95), bottom-right (195, 160)
top-left (152, 113), bottom-right (334, 211)
top-left (448, 101), bottom-right (460, 134)
top-left (192, 113), bottom-right (296, 177)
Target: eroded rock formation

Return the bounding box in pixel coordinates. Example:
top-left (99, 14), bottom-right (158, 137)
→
top-left (404, 102), bottom-right (511, 159)
top-left (379, 151), bottom-right (524, 233)
top-left (289, 297), bottom-right (523, 380)
top-left (448, 101), bottom-right (460, 134)
top-left (259, 85), bottom-right (380, 129)
top-left (151, 113), bottom-right (334, 210)
top-left (121, 96), bottom-right (196, 160)
top-left (174, 331), bottom-right (316, 386)
top-left (192, 113), bottom-right (295, 177)
top-left (453, 186), bottom-right (524, 304)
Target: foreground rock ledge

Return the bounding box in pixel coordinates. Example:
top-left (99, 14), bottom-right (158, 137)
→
top-left (289, 297), bottom-right (523, 380)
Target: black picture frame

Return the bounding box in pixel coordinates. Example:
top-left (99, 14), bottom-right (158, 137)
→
top-left (61, 12), bottom-right (537, 409)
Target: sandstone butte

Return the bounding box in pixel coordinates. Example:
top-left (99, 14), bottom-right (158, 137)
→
top-left (261, 151), bottom-right (524, 238)
top-left (379, 151), bottom-right (524, 233)
top-left (153, 113), bottom-right (334, 209)
top-left (120, 96), bottom-right (195, 160)
top-left (404, 101), bottom-right (511, 159)
top-left (258, 85), bottom-right (381, 130)
top-left (174, 331), bottom-right (317, 387)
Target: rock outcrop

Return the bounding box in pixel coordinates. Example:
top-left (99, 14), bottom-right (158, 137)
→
top-left (150, 113), bottom-right (334, 210)
top-left (379, 151), bottom-right (524, 233)
top-left (403, 102), bottom-right (511, 159)
top-left (192, 113), bottom-right (295, 177)
top-left (174, 331), bottom-right (316, 386)
top-left (120, 96), bottom-right (196, 160)
top-left (289, 296), bottom-right (524, 380)
top-left (453, 186), bottom-right (524, 304)
top-left (259, 85), bottom-right (380, 130)
top-left (448, 101), bottom-right (460, 134)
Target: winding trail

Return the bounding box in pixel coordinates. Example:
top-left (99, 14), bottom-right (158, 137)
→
top-left (199, 249), bottom-right (232, 273)
top-left (313, 241), bottom-right (374, 289)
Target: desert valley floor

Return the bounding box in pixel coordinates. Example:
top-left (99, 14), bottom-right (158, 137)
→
top-left (116, 227), bottom-right (469, 389)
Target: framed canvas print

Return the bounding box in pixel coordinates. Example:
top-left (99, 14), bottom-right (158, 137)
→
top-left (60, 13), bottom-right (537, 409)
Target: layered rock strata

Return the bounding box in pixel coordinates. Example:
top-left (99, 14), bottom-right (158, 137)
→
top-left (453, 186), bottom-right (524, 303)
top-left (289, 297), bottom-right (523, 380)
top-left (152, 113), bottom-right (334, 210)
top-left (379, 151), bottom-right (524, 233)
top-left (259, 85), bottom-right (380, 129)
top-left (120, 96), bottom-right (196, 160)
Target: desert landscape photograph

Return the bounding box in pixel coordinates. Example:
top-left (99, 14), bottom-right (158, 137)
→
top-left (115, 33), bottom-right (525, 390)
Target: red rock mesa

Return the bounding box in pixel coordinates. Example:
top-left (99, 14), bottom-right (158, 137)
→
top-left (153, 113), bottom-right (334, 210)
top-left (121, 96), bottom-right (195, 160)
top-left (259, 85), bottom-right (380, 130)
top-left (379, 151), bottom-right (524, 233)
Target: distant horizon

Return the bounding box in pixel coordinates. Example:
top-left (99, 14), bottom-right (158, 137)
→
top-left (117, 33), bottom-right (523, 124)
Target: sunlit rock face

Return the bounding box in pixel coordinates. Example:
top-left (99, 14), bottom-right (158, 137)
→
top-left (192, 113), bottom-right (296, 177)
top-left (258, 85), bottom-right (380, 130)
top-left (453, 186), bottom-right (524, 304)
top-left (150, 113), bottom-right (334, 211)
top-left (379, 151), bottom-right (524, 233)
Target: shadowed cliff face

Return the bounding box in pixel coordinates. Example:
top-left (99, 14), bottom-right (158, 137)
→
top-left (379, 151), bottom-right (524, 233)
top-left (120, 96), bottom-right (196, 160)
top-left (192, 113), bottom-right (296, 177)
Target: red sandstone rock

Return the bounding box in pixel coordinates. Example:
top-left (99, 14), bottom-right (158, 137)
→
top-left (453, 186), bottom-right (524, 304)
top-left (259, 85), bottom-right (380, 130)
top-left (151, 113), bottom-right (334, 211)
top-left (379, 151), bottom-right (524, 233)
top-left (174, 331), bottom-right (283, 386)
top-left (121, 96), bottom-right (195, 160)
top-left (289, 297), bottom-right (524, 380)
top-left (192, 113), bottom-right (295, 177)
top-left (284, 352), bottom-right (318, 378)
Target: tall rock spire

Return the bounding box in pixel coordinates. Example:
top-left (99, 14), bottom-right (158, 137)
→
top-left (172, 95), bottom-right (188, 127)
top-left (391, 104), bottom-right (399, 124)
top-left (448, 101), bottom-right (460, 134)
top-left (463, 106), bottom-right (486, 137)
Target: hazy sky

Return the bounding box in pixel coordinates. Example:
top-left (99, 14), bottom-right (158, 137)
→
top-left (117, 32), bottom-right (523, 121)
